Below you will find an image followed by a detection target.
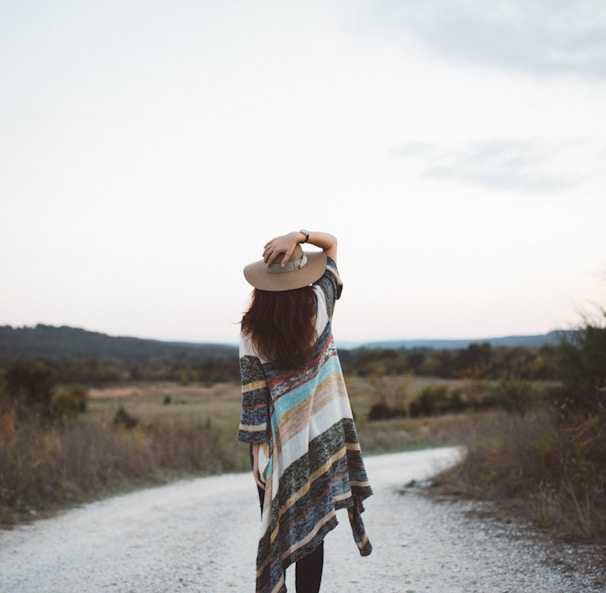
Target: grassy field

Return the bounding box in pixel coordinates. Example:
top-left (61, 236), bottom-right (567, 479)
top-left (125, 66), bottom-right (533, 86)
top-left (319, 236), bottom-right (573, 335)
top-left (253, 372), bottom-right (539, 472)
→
top-left (88, 381), bottom-right (243, 433)
top-left (83, 378), bottom-right (606, 543)
top-left (87, 376), bottom-right (474, 454)
top-left (5, 376), bottom-right (603, 542)
top-left (1, 376), bottom-right (476, 527)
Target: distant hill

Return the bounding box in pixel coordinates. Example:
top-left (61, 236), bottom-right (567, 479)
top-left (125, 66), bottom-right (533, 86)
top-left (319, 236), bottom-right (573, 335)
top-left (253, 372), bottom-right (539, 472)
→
top-left (0, 324), bottom-right (238, 365)
top-left (359, 330), bottom-right (569, 350)
top-left (0, 324), bottom-right (570, 368)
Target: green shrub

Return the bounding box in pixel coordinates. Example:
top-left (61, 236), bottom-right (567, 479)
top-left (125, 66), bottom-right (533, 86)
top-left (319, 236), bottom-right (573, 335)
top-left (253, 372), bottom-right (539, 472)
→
top-left (4, 358), bottom-right (55, 421)
top-left (486, 378), bottom-right (542, 415)
top-left (113, 406), bottom-right (138, 429)
top-left (367, 402), bottom-right (406, 421)
top-left (51, 385), bottom-right (88, 420)
top-left (410, 385), bottom-right (450, 417)
top-left (552, 319), bottom-right (606, 415)
top-left (448, 389), bottom-right (467, 413)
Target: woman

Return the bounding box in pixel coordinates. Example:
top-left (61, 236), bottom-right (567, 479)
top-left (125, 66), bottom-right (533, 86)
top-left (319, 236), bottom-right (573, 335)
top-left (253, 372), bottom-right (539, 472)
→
top-left (238, 230), bottom-right (372, 593)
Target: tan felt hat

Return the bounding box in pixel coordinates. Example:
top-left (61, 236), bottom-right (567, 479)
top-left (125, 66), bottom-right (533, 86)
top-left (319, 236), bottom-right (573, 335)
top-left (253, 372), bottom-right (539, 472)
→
top-left (243, 244), bottom-right (327, 291)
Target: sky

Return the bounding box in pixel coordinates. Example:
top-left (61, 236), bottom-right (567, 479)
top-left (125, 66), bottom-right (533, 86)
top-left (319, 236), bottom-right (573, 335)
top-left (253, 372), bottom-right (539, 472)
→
top-left (1, 0), bottom-right (605, 346)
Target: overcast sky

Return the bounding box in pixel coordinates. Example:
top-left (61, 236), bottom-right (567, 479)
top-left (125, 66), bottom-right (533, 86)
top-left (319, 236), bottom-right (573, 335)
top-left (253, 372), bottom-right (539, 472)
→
top-left (2, 0), bottom-right (605, 345)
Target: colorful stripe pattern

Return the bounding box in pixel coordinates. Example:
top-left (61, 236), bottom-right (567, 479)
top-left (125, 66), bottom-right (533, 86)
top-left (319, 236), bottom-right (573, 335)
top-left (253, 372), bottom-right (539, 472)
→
top-left (238, 259), bottom-right (373, 593)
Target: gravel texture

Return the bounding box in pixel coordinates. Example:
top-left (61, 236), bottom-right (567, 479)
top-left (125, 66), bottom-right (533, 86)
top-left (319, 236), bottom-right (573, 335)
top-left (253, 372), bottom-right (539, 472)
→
top-left (1, 447), bottom-right (604, 593)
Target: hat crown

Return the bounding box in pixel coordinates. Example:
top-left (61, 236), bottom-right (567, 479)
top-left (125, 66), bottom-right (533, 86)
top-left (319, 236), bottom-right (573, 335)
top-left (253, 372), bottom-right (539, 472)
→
top-left (264, 244), bottom-right (307, 274)
top-left (243, 245), bottom-right (327, 292)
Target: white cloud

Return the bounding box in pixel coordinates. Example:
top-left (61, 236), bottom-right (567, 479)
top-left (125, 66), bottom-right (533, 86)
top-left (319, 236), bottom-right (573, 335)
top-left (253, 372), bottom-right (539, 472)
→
top-left (390, 139), bottom-right (600, 193)
top-left (365, 0), bottom-right (606, 79)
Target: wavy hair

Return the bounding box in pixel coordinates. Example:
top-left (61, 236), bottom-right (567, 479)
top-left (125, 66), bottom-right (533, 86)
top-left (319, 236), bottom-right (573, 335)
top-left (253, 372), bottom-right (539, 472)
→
top-left (242, 287), bottom-right (317, 368)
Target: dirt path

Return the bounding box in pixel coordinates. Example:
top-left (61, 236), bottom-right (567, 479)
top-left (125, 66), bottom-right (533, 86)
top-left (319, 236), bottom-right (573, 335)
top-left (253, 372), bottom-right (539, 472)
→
top-left (1, 447), bottom-right (604, 593)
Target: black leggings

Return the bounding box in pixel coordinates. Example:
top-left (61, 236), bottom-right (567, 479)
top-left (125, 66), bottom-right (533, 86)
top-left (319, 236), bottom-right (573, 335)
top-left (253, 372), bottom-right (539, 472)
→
top-left (252, 448), bottom-right (324, 593)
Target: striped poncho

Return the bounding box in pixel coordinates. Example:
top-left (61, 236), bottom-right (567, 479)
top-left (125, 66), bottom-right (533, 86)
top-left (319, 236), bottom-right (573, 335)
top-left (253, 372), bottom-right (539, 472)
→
top-left (238, 257), bottom-right (373, 593)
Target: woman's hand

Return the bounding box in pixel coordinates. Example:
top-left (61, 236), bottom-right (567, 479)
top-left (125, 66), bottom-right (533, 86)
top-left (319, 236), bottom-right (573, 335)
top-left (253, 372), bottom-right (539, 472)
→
top-left (263, 230), bottom-right (337, 266)
top-left (251, 443), bottom-right (266, 490)
top-left (263, 232), bottom-right (301, 267)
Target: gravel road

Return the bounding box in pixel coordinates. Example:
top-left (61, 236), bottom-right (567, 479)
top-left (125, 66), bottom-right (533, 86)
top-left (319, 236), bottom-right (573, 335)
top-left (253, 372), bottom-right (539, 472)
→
top-left (1, 447), bottom-right (604, 593)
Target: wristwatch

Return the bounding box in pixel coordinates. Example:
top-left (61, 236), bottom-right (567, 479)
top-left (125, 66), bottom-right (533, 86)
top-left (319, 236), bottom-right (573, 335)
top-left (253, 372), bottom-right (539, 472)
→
top-left (299, 229), bottom-right (310, 243)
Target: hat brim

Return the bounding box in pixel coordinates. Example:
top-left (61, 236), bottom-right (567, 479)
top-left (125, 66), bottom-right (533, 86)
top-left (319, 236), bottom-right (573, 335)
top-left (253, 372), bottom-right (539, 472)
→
top-left (243, 251), bottom-right (327, 291)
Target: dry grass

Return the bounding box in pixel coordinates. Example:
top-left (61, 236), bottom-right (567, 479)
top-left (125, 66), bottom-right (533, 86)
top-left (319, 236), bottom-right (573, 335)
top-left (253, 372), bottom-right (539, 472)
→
top-left (347, 374), bottom-right (487, 452)
top-left (5, 373), bottom-right (603, 544)
top-left (346, 374), bottom-right (492, 415)
top-left (0, 382), bottom-right (250, 526)
top-left (0, 378), bottom-right (473, 527)
top-left (430, 408), bottom-right (606, 543)
top-left (88, 381), bottom-right (241, 432)
top-left (357, 414), bottom-right (472, 453)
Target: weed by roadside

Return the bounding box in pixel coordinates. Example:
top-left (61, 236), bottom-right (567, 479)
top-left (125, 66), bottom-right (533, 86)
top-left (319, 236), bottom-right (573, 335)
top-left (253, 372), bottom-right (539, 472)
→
top-left (428, 408), bottom-right (606, 543)
top-left (0, 410), bottom-right (249, 527)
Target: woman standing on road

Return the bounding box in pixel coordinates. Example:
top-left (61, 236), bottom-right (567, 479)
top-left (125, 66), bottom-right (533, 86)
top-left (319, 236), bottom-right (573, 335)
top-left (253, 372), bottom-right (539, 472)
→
top-left (238, 230), bottom-right (373, 593)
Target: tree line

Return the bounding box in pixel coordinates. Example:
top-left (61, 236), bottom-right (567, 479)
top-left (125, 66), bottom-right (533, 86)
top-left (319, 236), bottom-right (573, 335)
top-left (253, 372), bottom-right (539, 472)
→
top-left (340, 342), bottom-right (558, 381)
top-left (0, 340), bottom-right (558, 391)
top-left (1, 322), bottom-right (604, 423)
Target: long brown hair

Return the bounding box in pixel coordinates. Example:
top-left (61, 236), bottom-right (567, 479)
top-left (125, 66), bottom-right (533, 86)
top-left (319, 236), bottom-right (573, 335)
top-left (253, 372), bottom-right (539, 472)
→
top-left (242, 287), bottom-right (317, 368)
